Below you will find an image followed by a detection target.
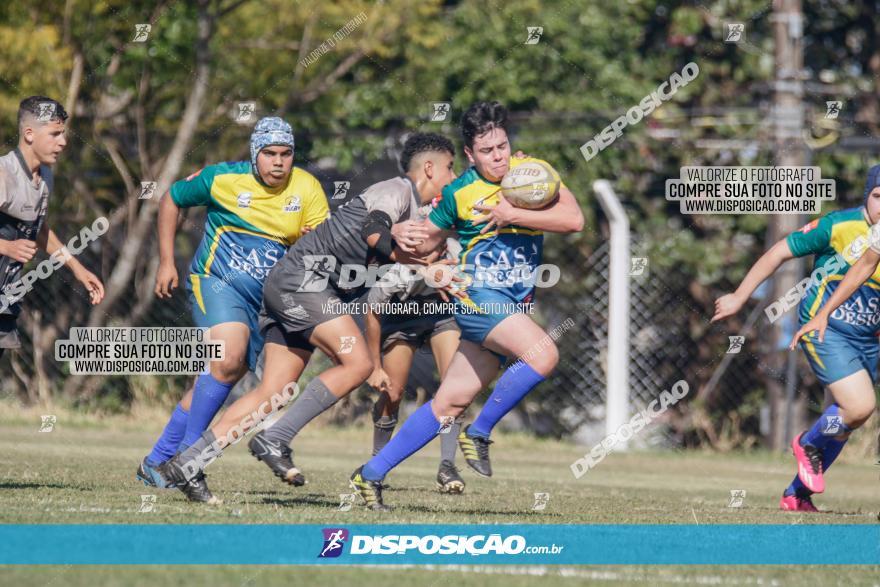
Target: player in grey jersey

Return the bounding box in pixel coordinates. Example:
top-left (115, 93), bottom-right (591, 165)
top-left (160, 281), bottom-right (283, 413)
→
top-left (156, 133), bottom-right (458, 491)
top-left (0, 96), bottom-right (104, 358)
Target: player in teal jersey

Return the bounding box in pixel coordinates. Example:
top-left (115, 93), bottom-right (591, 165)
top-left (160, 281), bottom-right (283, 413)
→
top-left (714, 165), bottom-right (880, 512)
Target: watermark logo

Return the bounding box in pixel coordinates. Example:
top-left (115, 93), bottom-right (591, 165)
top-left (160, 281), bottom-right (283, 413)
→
top-left (133, 24), bottom-right (151, 43)
top-left (139, 181), bottom-right (157, 200)
top-left (727, 489), bottom-right (746, 508)
top-left (338, 494), bottom-right (356, 512)
top-left (332, 181), bottom-right (350, 200)
top-left (39, 415), bottom-right (56, 432)
top-left (725, 23), bottom-right (744, 43)
top-left (37, 102), bottom-right (56, 122)
top-left (139, 494), bottom-right (157, 513)
top-left (180, 382), bottom-right (300, 480)
top-left (299, 259), bottom-right (561, 293)
top-left (236, 102), bottom-right (256, 123)
top-left (431, 102), bottom-right (451, 122)
top-left (765, 253), bottom-right (845, 323)
top-left (1, 217), bottom-right (109, 314)
top-left (525, 27), bottom-right (543, 44)
top-left (299, 12), bottom-right (368, 69)
top-left (319, 528), bottom-right (349, 558)
top-left (581, 62), bottom-right (699, 163)
top-left (822, 415), bottom-right (843, 435)
top-left (438, 416), bottom-right (455, 434)
top-left (825, 101), bottom-right (842, 119)
top-left (726, 336), bottom-right (744, 354)
top-left (298, 255), bottom-right (336, 292)
top-left (532, 492), bottom-right (550, 511)
top-left (629, 257), bottom-right (648, 276)
top-left (571, 380), bottom-right (690, 478)
top-left (512, 317), bottom-right (575, 373)
top-left (349, 533), bottom-right (549, 556)
top-left (338, 336), bottom-right (356, 354)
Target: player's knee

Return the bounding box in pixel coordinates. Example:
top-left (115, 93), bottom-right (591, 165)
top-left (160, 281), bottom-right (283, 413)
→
top-left (433, 398), bottom-right (466, 419)
top-left (386, 385), bottom-right (404, 403)
top-left (211, 354), bottom-right (247, 382)
top-left (845, 395), bottom-right (876, 427)
top-left (525, 341), bottom-right (558, 376)
top-left (846, 412), bottom-right (872, 430)
top-left (433, 391), bottom-right (471, 416)
top-left (349, 355), bottom-right (374, 385)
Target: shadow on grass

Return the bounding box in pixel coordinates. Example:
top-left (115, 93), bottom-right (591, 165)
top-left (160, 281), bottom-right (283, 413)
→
top-left (0, 481), bottom-right (78, 490)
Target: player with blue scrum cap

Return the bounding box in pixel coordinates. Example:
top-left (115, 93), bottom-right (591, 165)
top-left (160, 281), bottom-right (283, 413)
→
top-left (137, 116), bottom-right (329, 503)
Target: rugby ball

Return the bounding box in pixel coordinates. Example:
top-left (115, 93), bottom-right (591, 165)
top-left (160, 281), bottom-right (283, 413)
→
top-left (500, 161), bottom-right (561, 209)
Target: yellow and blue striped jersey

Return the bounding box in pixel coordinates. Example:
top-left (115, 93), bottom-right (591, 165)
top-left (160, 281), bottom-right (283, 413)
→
top-left (170, 161), bottom-right (329, 307)
top-left (787, 206), bottom-right (880, 337)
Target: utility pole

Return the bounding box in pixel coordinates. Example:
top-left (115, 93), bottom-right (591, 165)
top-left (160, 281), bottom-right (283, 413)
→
top-left (765, 0), bottom-right (806, 451)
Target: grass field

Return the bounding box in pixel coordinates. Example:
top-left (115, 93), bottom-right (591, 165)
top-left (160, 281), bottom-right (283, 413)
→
top-left (1, 418), bottom-right (878, 585)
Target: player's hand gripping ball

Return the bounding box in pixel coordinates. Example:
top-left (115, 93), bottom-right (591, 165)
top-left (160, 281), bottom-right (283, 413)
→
top-left (500, 161), bottom-right (561, 209)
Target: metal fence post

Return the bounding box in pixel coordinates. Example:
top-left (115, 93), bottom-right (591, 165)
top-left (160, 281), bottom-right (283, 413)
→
top-left (593, 180), bottom-right (630, 448)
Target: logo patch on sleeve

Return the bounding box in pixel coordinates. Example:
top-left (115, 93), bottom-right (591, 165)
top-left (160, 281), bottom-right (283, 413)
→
top-left (800, 219), bottom-right (819, 234)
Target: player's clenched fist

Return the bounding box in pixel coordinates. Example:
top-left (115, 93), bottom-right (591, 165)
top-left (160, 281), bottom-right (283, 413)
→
top-left (154, 261), bottom-right (179, 298)
top-left (0, 239), bottom-right (37, 264)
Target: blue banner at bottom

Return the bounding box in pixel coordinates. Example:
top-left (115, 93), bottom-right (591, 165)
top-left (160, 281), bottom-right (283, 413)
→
top-left (0, 525), bottom-right (877, 565)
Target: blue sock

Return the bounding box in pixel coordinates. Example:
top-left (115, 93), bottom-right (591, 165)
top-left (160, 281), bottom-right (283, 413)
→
top-left (362, 400), bottom-right (441, 481)
top-left (468, 361), bottom-right (545, 439)
top-left (784, 436), bottom-right (849, 496)
top-left (180, 373), bottom-right (234, 449)
top-left (146, 404), bottom-right (189, 465)
top-left (800, 403), bottom-right (852, 451)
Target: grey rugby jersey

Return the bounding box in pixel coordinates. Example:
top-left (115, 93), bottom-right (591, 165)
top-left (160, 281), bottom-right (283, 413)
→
top-left (0, 149), bottom-right (52, 316)
top-left (275, 176), bottom-right (421, 289)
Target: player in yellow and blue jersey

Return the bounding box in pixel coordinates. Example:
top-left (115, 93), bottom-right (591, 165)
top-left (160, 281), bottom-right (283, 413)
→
top-left (137, 117), bottom-right (329, 503)
top-left (714, 164), bottom-right (880, 512)
top-left (350, 101), bottom-right (584, 510)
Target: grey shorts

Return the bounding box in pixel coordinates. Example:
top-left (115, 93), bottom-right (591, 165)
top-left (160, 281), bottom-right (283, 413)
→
top-left (380, 313), bottom-right (459, 351)
top-left (259, 264), bottom-right (359, 339)
top-left (0, 315), bottom-right (21, 349)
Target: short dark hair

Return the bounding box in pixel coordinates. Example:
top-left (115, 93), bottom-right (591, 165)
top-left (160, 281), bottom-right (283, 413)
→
top-left (461, 101), bottom-right (508, 148)
top-left (399, 132), bottom-right (454, 172)
top-left (18, 96), bottom-right (68, 130)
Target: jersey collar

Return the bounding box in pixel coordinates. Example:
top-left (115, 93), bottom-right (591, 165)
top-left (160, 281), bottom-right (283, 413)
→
top-left (12, 148), bottom-right (44, 187)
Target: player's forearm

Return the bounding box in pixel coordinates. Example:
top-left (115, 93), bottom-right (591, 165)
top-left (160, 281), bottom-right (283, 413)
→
top-left (509, 191), bottom-right (584, 233)
top-left (816, 249), bottom-right (880, 318)
top-left (157, 192), bottom-right (179, 265)
top-left (365, 310), bottom-right (382, 364)
top-left (733, 240), bottom-right (793, 301)
top-left (39, 227), bottom-right (81, 272)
